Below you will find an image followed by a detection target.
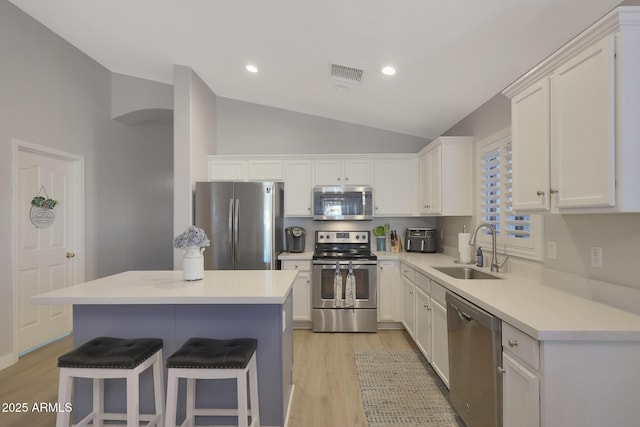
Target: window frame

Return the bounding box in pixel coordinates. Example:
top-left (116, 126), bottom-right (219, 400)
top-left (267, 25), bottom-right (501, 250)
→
top-left (476, 129), bottom-right (544, 261)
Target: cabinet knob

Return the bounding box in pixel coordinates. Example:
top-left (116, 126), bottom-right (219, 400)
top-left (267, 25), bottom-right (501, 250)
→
top-left (66, 252), bottom-right (76, 258)
top-left (550, 188), bottom-right (559, 195)
top-left (345, 177), bottom-right (349, 181)
top-left (497, 367), bottom-right (506, 374)
top-left (379, 266), bottom-right (384, 271)
top-left (508, 339), bottom-right (518, 347)
top-left (536, 190), bottom-right (545, 196)
top-left (337, 177), bottom-right (341, 181)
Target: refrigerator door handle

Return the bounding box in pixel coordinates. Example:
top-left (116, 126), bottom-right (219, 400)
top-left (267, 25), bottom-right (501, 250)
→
top-left (228, 198), bottom-right (234, 247)
top-left (234, 198), bottom-right (240, 263)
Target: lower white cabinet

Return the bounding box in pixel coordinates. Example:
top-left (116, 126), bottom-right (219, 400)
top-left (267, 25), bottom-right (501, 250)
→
top-left (502, 352), bottom-right (540, 427)
top-left (415, 284), bottom-right (432, 361)
top-left (501, 321), bottom-right (540, 427)
top-left (377, 261), bottom-right (402, 322)
top-left (430, 281), bottom-right (449, 387)
top-left (282, 260), bottom-right (312, 324)
top-left (401, 264), bottom-right (416, 337)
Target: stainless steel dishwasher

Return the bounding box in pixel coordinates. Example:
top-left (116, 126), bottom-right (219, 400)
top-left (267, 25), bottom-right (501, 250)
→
top-left (446, 292), bottom-right (502, 427)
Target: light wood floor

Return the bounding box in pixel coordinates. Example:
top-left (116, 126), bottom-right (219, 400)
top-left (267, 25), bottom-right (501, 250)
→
top-left (0, 329), bottom-right (414, 427)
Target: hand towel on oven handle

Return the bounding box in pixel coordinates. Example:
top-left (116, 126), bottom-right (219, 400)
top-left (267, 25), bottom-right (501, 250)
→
top-left (345, 261), bottom-right (355, 308)
top-left (334, 261), bottom-right (343, 308)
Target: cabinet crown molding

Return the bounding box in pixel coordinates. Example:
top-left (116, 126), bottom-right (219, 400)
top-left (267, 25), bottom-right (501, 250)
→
top-left (503, 6), bottom-right (640, 98)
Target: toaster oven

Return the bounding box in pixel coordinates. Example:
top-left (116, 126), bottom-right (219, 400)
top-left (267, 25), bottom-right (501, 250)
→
top-left (405, 228), bottom-right (438, 253)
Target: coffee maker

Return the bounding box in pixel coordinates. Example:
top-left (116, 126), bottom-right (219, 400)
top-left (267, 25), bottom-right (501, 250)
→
top-left (285, 227), bottom-right (306, 253)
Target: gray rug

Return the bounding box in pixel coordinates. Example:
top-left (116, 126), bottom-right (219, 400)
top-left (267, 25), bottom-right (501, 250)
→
top-left (355, 349), bottom-right (465, 427)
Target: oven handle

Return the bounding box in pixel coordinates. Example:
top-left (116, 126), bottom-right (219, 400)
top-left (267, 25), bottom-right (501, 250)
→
top-left (313, 260), bottom-right (377, 266)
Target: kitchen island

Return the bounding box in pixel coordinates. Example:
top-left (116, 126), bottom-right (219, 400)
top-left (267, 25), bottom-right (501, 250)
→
top-left (32, 270), bottom-right (297, 427)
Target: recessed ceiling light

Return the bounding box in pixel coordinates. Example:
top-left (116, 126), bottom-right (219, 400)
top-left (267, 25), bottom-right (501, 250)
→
top-left (246, 64), bottom-right (259, 73)
top-left (381, 66), bottom-right (396, 76)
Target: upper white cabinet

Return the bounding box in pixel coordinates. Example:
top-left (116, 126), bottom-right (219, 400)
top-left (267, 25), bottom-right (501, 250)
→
top-left (209, 160), bottom-right (248, 181)
top-left (504, 7), bottom-right (640, 213)
top-left (283, 160), bottom-right (313, 217)
top-left (418, 136), bottom-right (473, 216)
top-left (208, 158), bottom-right (282, 181)
top-left (373, 157), bottom-right (417, 216)
top-left (552, 36), bottom-right (615, 209)
top-left (315, 159), bottom-right (372, 186)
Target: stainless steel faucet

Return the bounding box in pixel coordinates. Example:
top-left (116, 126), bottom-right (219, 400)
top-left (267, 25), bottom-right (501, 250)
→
top-left (469, 222), bottom-right (502, 272)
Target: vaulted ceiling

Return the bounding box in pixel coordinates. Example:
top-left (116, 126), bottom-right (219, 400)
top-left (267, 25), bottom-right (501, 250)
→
top-left (9, 0), bottom-right (623, 138)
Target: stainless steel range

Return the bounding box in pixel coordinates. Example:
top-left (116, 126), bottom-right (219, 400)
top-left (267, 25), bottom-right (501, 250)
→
top-left (312, 230), bottom-right (377, 332)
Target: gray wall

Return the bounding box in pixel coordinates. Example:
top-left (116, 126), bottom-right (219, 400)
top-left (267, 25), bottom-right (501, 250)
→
top-left (0, 1), bottom-right (174, 360)
top-left (216, 97), bottom-right (429, 155)
top-left (440, 92), bottom-right (640, 294)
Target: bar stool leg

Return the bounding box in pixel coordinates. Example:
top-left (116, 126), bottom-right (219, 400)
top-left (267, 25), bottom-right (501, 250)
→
top-left (126, 372), bottom-right (140, 427)
top-left (56, 370), bottom-right (72, 427)
top-left (152, 351), bottom-right (165, 427)
top-left (165, 371), bottom-right (179, 427)
top-left (186, 377), bottom-right (196, 426)
top-left (93, 378), bottom-right (104, 427)
top-left (248, 356), bottom-right (260, 426)
top-left (237, 372), bottom-right (248, 427)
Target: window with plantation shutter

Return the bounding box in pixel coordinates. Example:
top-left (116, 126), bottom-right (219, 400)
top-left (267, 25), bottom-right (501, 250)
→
top-left (477, 131), bottom-right (543, 261)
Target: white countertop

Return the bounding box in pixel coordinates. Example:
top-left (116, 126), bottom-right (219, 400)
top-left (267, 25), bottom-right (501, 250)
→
top-left (279, 251), bottom-right (640, 341)
top-left (31, 270), bottom-right (297, 305)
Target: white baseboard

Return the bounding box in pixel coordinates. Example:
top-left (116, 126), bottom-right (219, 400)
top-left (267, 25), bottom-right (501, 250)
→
top-left (0, 351), bottom-right (18, 371)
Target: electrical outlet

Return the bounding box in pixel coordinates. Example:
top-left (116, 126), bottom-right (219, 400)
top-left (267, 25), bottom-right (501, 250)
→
top-left (547, 241), bottom-right (557, 260)
top-left (591, 247), bottom-right (603, 268)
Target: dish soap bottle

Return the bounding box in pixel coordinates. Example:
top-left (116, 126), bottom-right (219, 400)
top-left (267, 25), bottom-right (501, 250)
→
top-left (476, 247), bottom-right (483, 267)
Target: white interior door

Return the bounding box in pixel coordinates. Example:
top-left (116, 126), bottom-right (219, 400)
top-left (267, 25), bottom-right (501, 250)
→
top-left (16, 147), bottom-right (78, 354)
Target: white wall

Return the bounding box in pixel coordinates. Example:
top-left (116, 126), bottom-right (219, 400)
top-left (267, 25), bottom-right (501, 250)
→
top-left (216, 97), bottom-right (429, 155)
top-left (0, 1), bottom-right (174, 363)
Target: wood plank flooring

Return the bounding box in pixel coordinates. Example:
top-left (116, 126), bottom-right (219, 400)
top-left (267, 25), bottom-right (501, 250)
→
top-left (0, 329), bottom-right (414, 427)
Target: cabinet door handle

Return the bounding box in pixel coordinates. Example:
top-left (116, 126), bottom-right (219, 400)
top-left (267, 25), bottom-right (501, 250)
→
top-left (550, 188), bottom-right (559, 195)
top-left (497, 367), bottom-right (506, 374)
top-left (536, 190), bottom-right (545, 196)
top-left (508, 339), bottom-right (518, 347)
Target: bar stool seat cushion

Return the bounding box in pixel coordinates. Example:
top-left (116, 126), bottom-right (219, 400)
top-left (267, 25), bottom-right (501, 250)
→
top-left (58, 337), bottom-right (163, 369)
top-left (167, 338), bottom-right (257, 369)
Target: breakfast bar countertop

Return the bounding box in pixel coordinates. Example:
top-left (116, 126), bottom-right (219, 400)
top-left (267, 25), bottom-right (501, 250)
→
top-left (31, 270), bottom-right (297, 305)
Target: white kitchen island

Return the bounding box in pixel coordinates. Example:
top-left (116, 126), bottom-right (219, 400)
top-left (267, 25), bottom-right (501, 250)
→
top-left (32, 270), bottom-right (297, 427)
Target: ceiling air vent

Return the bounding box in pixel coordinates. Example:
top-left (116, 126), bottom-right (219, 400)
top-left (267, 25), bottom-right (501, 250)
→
top-left (330, 63), bottom-right (365, 84)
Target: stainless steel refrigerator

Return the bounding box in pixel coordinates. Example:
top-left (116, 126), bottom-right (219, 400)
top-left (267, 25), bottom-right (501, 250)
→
top-left (195, 181), bottom-right (284, 270)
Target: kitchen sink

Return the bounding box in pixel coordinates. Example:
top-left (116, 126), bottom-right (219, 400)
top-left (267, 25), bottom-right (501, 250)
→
top-left (432, 266), bottom-right (502, 280)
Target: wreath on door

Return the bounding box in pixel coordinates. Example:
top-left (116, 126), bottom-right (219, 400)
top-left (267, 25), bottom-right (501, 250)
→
top-left (30, 186), bottom-right (58, 229)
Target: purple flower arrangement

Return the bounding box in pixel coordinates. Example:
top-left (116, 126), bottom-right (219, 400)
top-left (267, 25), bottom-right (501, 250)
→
top-left (172, 225), bottom-right (211, 249)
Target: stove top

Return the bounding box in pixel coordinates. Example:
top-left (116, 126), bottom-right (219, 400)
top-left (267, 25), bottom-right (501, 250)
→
top-left (313, 230), bottom-right (376, 261)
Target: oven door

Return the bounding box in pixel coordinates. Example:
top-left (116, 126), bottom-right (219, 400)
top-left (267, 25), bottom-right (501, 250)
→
top-left (312, 260), bottom-right (377, 309)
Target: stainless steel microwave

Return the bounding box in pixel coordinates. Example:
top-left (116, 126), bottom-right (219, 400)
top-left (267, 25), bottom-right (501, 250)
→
top-left (312, 186), bottom-right (373, 220)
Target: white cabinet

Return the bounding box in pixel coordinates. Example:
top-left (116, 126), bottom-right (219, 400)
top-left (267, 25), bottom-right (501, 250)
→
top-left (400, 264), bottom-right (416, 337)
top-left (511, 78), bottom-right (551, 211)
top-left (414, 275), bottom-right (432, 361)
top-left (208, 159), bottom-right (283, 181)
top-left (377, 260), bottom-right (401, 322)
top-left (418, 137), bottom-right (473, 216)
top-left (504, 8), bottom-right (640, 213)
top-left (282, 260), bottom-right (312, 324)
top-left (283, 160), bottom-right (313, 217)
top-left (248, 160), bottom-right (283, 181)
top-left (501, 322), bottom-right (540, 427)
top-left (373, 158), bottom-right (417, 216)
top-left (315, 159), bottom-right (371, 186)
top-left (209, 160), bottom-right (248, 181)
top-left (551, 36), bottom-right (615, 209)
top-left (430, 281), bottom-right (449, 386)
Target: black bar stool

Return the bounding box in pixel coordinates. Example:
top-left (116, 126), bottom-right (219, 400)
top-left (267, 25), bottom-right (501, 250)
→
top-left (165, 338), bottom-right (260, 427)
top-left (56, 337), bottom-right (164, 427)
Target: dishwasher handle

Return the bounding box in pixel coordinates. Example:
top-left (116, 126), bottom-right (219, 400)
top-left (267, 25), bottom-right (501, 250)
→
top-left (446, 291), bottom-right (501, 331)
top-left (456, 308), bottom-right (473, 322)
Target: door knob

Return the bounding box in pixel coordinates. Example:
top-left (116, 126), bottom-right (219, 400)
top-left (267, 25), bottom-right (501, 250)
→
top-left (66, 252), bottom-right (75, 258)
